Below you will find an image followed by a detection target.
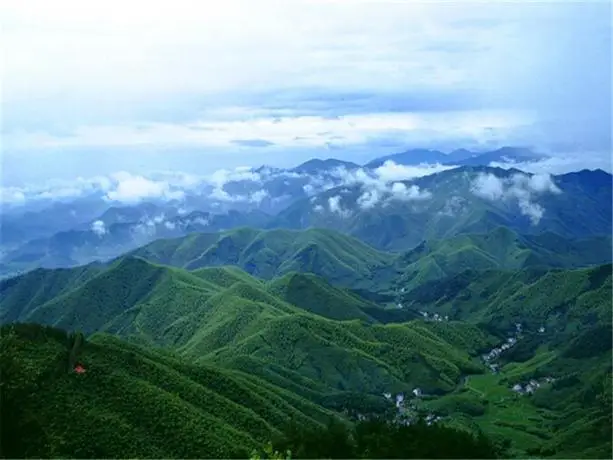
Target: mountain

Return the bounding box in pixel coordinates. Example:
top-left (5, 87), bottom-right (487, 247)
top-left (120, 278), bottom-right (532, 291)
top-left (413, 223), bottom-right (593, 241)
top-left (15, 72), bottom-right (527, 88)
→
top-left (393, 226), bottom-right (612, 291)
top-left (266, 272), bottom-right (383, 322)
top-left (400, 263), bottom-right (612, 338)
top-left (270, 166), bottom-right (612, 251)
top-left (399, 263), bottom-right (612, 458)
top-left (3, 323), bottom-right (507, 459)
top-left (0, 209), bottom-right (271, 279)
top-left (365, 149), bottom-right (451, 168)
top-left (364, 147), bottom-right (548, 168)
top-left (0, 256), bottom-right (491, 397)
top-left (450, 147), bottom-right (548, 166)
top-left (0, 323), bottom-right (334, 459)
top-left (292, 158), bottom-right (361, 174)
top-left (128, 226), bottom-right (611, 296)
top-left (2, 256), bottom-right (610, 458)
top-left (129, 227), bottom-right (396, 290)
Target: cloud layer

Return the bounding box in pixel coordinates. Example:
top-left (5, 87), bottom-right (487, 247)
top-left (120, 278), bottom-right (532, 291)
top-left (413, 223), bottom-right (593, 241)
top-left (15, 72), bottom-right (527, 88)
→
top-left (471, 172), bottom-right (561, 224)
top-left (2, 0), bottom-right (610, 182)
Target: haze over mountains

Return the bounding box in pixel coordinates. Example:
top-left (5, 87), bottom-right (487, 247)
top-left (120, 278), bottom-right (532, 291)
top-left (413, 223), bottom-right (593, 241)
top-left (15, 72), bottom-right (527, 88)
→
top-left (2, 142), bottom-right (612, 459)
top-left (1, 146), bottom-right (610, 278)
top-left (3, 0), bottom-right (612, 457)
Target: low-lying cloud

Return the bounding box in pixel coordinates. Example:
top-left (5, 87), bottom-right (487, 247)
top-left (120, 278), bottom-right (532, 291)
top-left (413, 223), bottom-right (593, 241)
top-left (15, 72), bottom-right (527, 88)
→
top-left (105, 172), bottom-right (185, 204)
top-left (90, 220), bottom-right (107, 237)
top-left (471, 172), bottom-right (561, 224)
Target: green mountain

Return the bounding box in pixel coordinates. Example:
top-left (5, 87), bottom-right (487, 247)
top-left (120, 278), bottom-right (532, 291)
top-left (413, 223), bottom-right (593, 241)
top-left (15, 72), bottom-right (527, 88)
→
top-left (2, 323), bottom-right (507, 459)
top-left (0, 256), bottom-right (492, 397)
top-left (267, 272), bottom-right (382, 322)
top-left (400, 264), bottom-right (612, 458)
top-left (394, 227), bottom-right (612, 291)
top-left (270, 167), bottom-right (612, 251)
top-left (0, 323), bottom-right (334, 459)
top-left (2, 233), bottom-right (611, 458)
top-left (129, 227), bottom-right (396, 290)
top-left (401, 263), bottom-right (612, 336)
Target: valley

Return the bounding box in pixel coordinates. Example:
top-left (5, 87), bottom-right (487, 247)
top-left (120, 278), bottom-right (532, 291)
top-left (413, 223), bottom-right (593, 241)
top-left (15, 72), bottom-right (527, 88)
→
top-left (1, 215), bottom-right (611, 458)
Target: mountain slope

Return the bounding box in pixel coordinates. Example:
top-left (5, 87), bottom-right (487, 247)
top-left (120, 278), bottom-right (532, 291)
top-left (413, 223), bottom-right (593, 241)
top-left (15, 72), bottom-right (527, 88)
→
top-left (130, 227), bottom-right (396, 289)
top-left (394, 227), bottom-right (612, 290)
top-left (267, 272), bottom-right (381, 322)
top-left (0, 209), bottom-right (271, 278)
top-left (0, 257), bottom-right (492, 397)
top-left (271, 167), bottom-right (611, 251)
top-left (1, 323), bottom-right (334, 459)
top-left (401, 263), bottom-right (612, 340)
top-left (399, 263), bottom-right (612, 459)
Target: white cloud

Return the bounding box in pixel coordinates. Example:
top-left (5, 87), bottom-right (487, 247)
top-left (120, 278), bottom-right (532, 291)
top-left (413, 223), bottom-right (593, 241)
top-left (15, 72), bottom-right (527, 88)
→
top-left (90, 220), bottom-right (107, 236)
top-left (490, 152), bottom-right (612, 175)
top-left (313, 204), bottom-right (324, 213)
top-left (327, 195), bottom-right (352, 218)
top-left (374, 161), bottom-right (456, 182)
top-left (0, 188), bottom-right (26, 205)
top-left (471, 173), bottom-right (505, 201)
top-left (356, 189), bottom-right (383, 210)
top-left (471, 172), bottom-right (562, 224)
top-left (105, 171), bottom-right (185, 203)
top-left (389, 182), bottom-right (431, 201)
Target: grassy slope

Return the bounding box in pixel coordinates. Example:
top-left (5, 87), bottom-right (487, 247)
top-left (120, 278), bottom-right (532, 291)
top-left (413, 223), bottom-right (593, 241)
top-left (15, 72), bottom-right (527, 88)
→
top-left (1, 323), bottom-right (334, 459)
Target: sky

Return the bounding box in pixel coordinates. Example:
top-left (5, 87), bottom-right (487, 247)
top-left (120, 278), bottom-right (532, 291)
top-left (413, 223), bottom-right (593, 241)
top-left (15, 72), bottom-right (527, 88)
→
top-left (1, 0), bottom-right (611, 186)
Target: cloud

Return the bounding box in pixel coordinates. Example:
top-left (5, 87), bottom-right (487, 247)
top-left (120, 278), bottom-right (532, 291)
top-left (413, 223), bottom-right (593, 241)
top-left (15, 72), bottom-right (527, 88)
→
top-left (471, 172), bottom-right (562, 224)
top-left (231, 139), bottom-right (276, 147)
top-left (389, 182), bottom-right (432, 201)
top-left (105, 172), bottom-right (185, 203)
top-left (373, 161), bottom-right (456, 182)
top-left (6, 0), bottom-right (609, 181)
top-left (90, 220), bottom-right (107, 236)
top-left (0, 188), bottom-right (26, 205)
top-left (490, 152), bottom-right (612, 175)
top-left (327, 196), bottom-right (352, 218)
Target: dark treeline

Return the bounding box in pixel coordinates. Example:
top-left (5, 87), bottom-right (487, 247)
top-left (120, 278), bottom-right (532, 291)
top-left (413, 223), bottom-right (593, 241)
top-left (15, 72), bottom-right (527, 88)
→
top-left (259, 417), bottom-right (504, 459)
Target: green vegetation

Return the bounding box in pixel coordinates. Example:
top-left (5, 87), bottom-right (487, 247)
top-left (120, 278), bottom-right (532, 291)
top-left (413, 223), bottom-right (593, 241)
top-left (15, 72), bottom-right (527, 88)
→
top-left (0, 256), bottom-right (493, 397)
top-left (1, 224), bottom-right (611, 459)
top-left (129, 227), bottom-right (396, 290)
top-left (1, 323), bottom-right (333, 459)
top-left (394, 226), bottom-right (612, 291)
top-left (263, 417), bottom-right (502, 459)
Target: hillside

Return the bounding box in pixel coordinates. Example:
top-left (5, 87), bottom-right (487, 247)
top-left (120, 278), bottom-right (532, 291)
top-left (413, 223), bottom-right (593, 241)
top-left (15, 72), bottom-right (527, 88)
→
top-left (400, 263), bottom-right (612, 336)
top-left (129, 226), bottom-right (610, 296)
top-left (399, 264), bottom-right (612, 458)
top-left (0, 257), bottom-right (492, 397)
top-left (270, 167), bottom-right (612, 251)
top-left (267, 272), bottom-right (382, 322)
top-left (0, 323), bottom-right (334, 459)
top-left (393, 227), bottom-right (612, 291)
top-left (129, 227), bottom-right (396, 289)
top-left (0, 209), bottom-right (271, 279)
top-left (1, 257), bottom-right (611, 458)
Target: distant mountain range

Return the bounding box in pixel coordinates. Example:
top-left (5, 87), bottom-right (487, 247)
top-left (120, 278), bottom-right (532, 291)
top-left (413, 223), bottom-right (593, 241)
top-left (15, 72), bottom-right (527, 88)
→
top-left (364, 146), bottom-right (547, 169)
top-left (271, 166), bottom-right (611, 250)
top-left (1, 164), bottom-right (609, 277)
